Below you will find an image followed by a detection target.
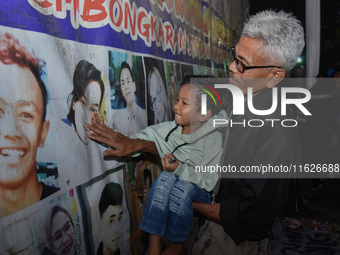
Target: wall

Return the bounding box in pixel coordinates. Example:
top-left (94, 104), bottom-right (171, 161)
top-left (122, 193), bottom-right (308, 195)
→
top-left (0, 1), bottom-right (248, 254)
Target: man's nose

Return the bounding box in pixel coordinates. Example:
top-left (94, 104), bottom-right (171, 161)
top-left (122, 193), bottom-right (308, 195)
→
top-left (62, 231), bottom-right (71, 244)
top-left (228, 60), bottom-right (238, 74)
top-left (1, 111), bottom-right (22, 139)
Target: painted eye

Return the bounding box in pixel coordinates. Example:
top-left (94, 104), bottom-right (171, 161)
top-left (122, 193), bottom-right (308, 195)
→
top-left (80, 97), bottom-right (87, 107)
top-left (53, 233), bottom-right (62, 242)
top-left (20, 112), bottom-right (33, 118)
top-left (109, 214), bottom-right (116, 224)
top-left (91, 107), bottom-right (99, 113)
top-left (118, 212), bottom-right (123, 222)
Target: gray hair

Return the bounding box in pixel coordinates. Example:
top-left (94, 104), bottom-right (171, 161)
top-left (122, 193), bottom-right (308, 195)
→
top-left (242, 10), bottom-right (305, 71)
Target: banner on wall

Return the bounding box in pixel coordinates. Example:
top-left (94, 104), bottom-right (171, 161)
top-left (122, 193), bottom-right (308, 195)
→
top-left (0, 1), bottom-right (240, 254)
top-left (1, 0), bottom-right (230, 68)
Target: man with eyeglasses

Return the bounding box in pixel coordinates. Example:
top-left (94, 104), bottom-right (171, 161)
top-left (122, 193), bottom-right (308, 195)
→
top-left (191, 10), bottom-right (305, 254)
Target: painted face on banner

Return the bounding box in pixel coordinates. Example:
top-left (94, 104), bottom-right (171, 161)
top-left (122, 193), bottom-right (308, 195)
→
top-left (120, 67), bottom-right (136, 105)
top-left (100, 205), bottom-right (124, 253)
top-left (0, 63), bottom-right (50, 188)
top-left (149, 69), bottom-right (168, 123)
top-left (73, 80), bottom-right (101, 145)
top-left (51, 211), bottom-right (77, 255)
top-left (170, 74), bottom-right (178, 102)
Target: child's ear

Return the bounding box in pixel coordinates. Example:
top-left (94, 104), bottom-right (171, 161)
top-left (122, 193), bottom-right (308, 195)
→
top-left (199, 109), bottom-right (212, 122)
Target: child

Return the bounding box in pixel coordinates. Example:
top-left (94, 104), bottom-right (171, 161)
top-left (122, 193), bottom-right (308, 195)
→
top-left (132, 77), bottom-right (228, 255)
top-left (87, 76), bottom-right (228, 255)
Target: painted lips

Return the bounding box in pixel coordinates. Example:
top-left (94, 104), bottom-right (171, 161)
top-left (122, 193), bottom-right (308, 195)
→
top-left (60, 241), bottom-right (74, 255)
top-left (0, 147), bottom-right (26, 164)
top-left (1, 148), bottom-right (25, 157)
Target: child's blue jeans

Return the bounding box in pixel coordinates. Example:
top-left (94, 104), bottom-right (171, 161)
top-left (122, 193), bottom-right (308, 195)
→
top-left (139, 171), bottom-right (211, 242)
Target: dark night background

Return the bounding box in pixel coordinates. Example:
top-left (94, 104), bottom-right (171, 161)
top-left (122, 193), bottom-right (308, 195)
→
top-left (248, 0), bottom-right (340, 234)
top-left (248, 0), bottom-right (340, 75)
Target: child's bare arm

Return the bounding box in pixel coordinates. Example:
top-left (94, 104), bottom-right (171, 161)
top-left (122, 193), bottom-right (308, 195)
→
top-left (161, 153), bottom-right (179, 172)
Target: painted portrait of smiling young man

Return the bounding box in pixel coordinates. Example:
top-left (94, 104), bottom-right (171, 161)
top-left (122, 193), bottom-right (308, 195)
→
top-left (0, 32), bottom-right (59, 218)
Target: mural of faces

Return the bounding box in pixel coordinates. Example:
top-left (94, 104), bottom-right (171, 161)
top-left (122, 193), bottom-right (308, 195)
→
top-left (169, 72), bottom-right (179, 102)
top-left (67, 60), bottom-right (104, 145)
top-left (149, 67), bottom-right (170, 124)
top-left (96, 180), bottom-right (129, 255)
top-left (0, 62), bottom-right (50, 188)
top-left (99, 204), bottom-right (124, 254)
top-left (144, 57), bottom-right (171, 125)
top-left (109, 53), bottom-right (146, 111)
top-left (120, 66), bottom-right (136, 106)
top-left (73, 80), bottom-right (102, 144)
top-left (46, 206), bottom-right (77, 255)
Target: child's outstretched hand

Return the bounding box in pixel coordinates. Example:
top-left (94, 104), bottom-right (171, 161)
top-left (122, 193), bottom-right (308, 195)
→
top-left (86, 112), bottom-right (137, 157)
top-left (161, 153), bottom-right (179, 172)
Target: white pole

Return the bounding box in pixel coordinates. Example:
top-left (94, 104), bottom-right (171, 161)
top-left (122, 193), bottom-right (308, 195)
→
top-left (306, 0), bottom-right (321, 89)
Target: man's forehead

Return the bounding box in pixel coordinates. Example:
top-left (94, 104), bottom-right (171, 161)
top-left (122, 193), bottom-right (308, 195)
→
top-left (0, 99), bottom-right (40, 108)
top-left (236, 37), bottom-right (264, 56)
top-left (120, 68), bottom-right (132, 80)
top-left (0, 63), bottom-right (44, 109)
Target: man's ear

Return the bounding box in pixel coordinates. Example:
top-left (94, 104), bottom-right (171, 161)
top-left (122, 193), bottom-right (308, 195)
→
top-left (267, 68), bottom-right (286, 89)
top-left (39, 120), bottom-right (50, 147)
top-left (133, 81), bottom-right (136, 93)
top-left (199, 109), bottom-right (212, 122)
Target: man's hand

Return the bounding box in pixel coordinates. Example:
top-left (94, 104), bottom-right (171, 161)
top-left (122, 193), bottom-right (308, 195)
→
top-left (193, 202), bottom-right (222, 224)
top-left (161, 153), bottom-right (179, 172)
top-left (86, 112), bottom-right (158, 157)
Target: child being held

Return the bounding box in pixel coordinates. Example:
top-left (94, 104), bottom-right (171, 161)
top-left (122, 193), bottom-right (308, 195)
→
top-left (133, 76), bottom-right (228, 255)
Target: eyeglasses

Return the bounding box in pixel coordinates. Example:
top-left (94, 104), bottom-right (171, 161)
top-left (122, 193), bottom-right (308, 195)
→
top-left (52, 222), bottom-right (75, 250)
top-left (229, 47), bottom-right (282, 73)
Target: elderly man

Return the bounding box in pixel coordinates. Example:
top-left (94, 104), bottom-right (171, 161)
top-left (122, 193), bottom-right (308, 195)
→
top-left (191, 10), bottom-right (305, 254)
